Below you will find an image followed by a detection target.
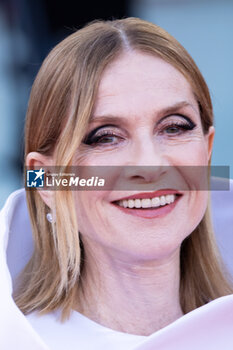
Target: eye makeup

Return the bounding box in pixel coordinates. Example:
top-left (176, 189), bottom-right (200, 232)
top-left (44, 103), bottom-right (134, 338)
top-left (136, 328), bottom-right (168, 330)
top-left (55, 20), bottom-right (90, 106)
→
top-left (157, 114), bottom-right (196, 128)
top-left (83, 124), bottom-right (122, 145)
top-left (157, 115), bottom-right (197, 135)
top-left (82, 114), bottom-right (197, 146)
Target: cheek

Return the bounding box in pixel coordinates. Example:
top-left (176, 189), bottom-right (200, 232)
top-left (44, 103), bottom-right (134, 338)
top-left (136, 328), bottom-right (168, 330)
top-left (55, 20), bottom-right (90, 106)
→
top-left (74, 192), bottom-right (109, 239)
top-left (167, 139), bottom-right (209, 166)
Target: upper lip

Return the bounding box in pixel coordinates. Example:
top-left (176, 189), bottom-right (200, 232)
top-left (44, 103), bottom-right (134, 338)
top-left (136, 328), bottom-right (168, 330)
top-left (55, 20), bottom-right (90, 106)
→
top-left (112, 189), bottom-right (182, 202)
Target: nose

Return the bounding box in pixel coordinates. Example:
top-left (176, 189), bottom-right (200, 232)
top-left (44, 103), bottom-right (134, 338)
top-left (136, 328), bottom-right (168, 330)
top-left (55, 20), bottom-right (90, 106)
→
top-left (122, 134), bottom-right (169, 187)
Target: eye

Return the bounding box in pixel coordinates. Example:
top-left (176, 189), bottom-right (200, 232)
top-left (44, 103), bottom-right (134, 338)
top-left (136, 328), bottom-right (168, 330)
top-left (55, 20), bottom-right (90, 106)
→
top-left (158, 115), bottom-right (197, 136)
top-left (83, 125), bottom-right (124, 146)
top-left (163, 123), bottom-right (194, 135)
top-left (92, 132), bottom-right (120, 144)
top-left (164, 125), bottom-right (181, 134)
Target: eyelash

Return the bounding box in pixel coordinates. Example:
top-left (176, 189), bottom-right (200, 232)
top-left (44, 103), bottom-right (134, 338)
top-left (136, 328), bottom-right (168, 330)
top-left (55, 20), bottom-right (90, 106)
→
top-left (159, 121), bottom-right (196, 135)
top-left (83, 120), bottom-right (196, 146)
top-left (85, 130), bottom-right (119, 145)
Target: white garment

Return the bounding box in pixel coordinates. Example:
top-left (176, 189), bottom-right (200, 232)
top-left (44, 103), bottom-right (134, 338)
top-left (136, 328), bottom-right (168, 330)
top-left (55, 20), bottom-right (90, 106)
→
top-left (1, 183), bottom-right (233, 350)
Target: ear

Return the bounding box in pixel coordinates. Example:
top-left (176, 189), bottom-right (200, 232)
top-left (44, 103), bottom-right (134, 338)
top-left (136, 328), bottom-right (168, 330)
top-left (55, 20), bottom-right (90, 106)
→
top-left (26, 152), bottom-right (54, 209)
top-left (205, 126), bottom-right (215, 162)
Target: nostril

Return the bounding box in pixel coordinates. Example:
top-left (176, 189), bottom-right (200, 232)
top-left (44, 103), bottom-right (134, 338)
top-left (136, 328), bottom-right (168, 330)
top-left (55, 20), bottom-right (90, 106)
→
top-left (130, 175), bottom-right (145, 181)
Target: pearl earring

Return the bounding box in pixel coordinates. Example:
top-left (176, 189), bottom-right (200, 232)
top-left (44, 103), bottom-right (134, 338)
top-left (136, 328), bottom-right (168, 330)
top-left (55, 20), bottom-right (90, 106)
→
top-left (46, 213), bottom-right (53, 223)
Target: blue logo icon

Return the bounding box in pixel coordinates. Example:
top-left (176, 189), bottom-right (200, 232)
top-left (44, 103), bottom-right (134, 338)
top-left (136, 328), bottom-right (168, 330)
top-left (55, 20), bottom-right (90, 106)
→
top-left (27, 168), bottom-right (45, 187)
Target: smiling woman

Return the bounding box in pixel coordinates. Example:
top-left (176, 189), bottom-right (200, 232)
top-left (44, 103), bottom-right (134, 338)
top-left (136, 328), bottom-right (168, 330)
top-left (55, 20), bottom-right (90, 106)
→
top-left (1, 17), bottom-right (233, 350)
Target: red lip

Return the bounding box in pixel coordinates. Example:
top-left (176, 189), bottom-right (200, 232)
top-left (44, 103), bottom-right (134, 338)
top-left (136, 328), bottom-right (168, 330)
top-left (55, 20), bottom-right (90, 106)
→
top-left (113, 189), bottom-right (181, 202)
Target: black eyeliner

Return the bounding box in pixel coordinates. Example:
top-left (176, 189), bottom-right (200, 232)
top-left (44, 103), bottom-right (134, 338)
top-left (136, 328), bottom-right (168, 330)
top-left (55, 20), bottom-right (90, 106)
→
top-left (83, 124), bottom-right (117, 145)
top-left (170, 122), bottom-right (196, 130)
top-left (158, 114), bottom-right (196, 129)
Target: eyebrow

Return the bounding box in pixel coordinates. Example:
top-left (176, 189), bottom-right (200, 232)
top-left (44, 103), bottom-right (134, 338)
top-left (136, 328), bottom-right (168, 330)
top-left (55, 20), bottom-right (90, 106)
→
top-left (89, 101), bottom-right (199, 125)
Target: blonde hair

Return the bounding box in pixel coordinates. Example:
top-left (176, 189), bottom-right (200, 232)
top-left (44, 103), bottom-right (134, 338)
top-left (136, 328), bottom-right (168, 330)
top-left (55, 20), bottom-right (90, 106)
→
top-left (15, 17), bottom-right (232, 319)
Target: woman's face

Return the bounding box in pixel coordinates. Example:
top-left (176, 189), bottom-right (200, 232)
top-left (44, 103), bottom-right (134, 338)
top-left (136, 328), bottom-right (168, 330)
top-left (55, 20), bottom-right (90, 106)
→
top-left (74, 52), bottom-right (214, 261)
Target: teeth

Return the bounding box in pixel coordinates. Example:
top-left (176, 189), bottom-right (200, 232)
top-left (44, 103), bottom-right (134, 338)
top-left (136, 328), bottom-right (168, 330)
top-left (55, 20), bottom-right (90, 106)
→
top-left (135, 199), bottom-right (141, 208)
top-left (123, 200), bottom-right (128, 208)
top-left (128, 199), bottom-right (134, 208)
top-left (166, 194), bottom-right (171, 204)
top-left (152, 197), bottom-right (160, 207)
top-left (117, 194), bottom-right (176, 209)
top-left (160, 196), bottom-right (166, 206)
top-left (141, 198), bottom-right (151, 208)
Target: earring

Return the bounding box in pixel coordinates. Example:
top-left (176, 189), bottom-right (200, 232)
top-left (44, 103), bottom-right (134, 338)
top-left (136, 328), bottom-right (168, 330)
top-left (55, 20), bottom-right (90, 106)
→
top-left (46, 212), bottom-right (53, 223)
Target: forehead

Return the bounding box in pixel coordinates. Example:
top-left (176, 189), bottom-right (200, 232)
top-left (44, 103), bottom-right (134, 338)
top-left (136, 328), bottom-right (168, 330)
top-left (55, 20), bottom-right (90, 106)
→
top-left (93, 52), bottom-right (198, 118)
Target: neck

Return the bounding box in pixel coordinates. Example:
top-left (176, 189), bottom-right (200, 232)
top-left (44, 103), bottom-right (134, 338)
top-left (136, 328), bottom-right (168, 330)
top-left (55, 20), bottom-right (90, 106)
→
top-left (74, 243), bottom-right (183, 336)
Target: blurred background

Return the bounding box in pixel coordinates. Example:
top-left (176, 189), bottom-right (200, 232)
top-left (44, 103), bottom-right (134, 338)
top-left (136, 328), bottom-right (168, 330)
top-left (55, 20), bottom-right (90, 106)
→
top-left (0, 0), bottom-right (233, 208)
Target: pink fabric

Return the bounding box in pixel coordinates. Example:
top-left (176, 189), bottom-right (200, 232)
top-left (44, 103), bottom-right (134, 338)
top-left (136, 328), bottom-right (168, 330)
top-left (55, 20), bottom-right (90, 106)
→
top-left (135, 295), bottom-right (233, 349)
